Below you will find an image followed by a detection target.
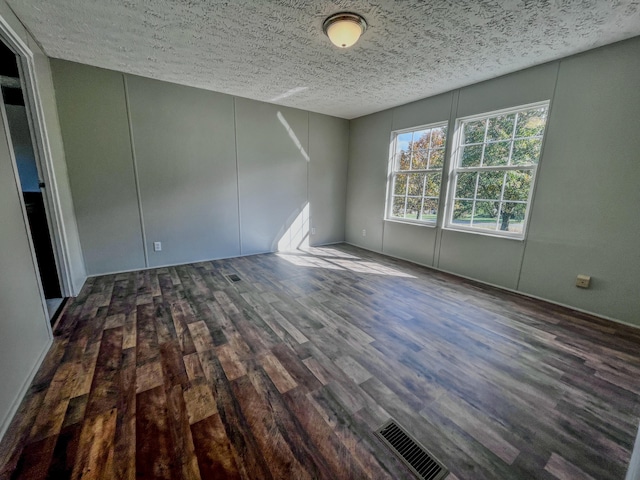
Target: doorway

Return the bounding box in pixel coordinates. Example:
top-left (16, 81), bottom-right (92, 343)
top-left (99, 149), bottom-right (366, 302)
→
top-left (1, 40), bottom-right (65, 322)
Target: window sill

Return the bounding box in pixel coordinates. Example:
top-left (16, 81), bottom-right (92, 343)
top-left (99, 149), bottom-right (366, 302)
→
top-left (384, 218), bottom-right (437, 228)
top-left (442, 225), bottom-right (526, 241)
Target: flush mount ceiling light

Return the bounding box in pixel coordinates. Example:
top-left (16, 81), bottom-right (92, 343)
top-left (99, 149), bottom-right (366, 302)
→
top-left (322, 12), bottom-right (367, 48)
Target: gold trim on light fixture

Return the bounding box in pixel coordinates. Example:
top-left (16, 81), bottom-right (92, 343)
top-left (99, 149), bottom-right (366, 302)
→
top-left (322, 12), bottom-right (367, 48)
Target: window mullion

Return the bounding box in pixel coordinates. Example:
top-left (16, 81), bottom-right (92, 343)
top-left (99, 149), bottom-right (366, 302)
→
top-left (471, 172), bottom-right (480, 226)
top-left (403, 173), bottom-right (409, 218)
top-left (508, 112), bottom-right (518, 166)
top-left (480, 120), bottom-right (490, 167)
top-left (497, 171), bottom-right (508, 231)
top-left (457, 165), bottom-right (535, 173)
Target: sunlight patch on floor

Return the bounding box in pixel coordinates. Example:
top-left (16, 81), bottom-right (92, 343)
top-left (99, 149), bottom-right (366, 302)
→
top-left (277, 246), bottom-right (415, 278)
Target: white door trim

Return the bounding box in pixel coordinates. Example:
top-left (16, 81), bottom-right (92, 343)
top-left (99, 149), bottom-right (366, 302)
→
top-left (0, 14), bottom-right (75, 298)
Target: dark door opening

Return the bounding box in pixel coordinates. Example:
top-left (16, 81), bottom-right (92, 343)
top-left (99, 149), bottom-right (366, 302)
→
top-left (1, 40), bottom-right (64, 322)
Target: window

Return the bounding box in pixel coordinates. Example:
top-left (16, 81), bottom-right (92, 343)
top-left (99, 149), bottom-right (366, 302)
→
top-left (445, 102), bottom-right (549, 238)
top-left (386, 122), bottom-right (448, 224)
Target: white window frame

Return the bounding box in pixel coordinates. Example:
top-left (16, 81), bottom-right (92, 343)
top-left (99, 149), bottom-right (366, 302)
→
top-left (443, 101), bottom-right (550, 240)
top-left (385, 121), bottom-right (449, 227)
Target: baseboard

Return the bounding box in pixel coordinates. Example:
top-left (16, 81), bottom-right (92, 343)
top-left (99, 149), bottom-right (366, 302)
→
top-left (85, 240), bottom-right (349, 279)
top-left (0, 336), bottom-right (53, 443)
top-left (343, 241), bottom-right (639, 331)
top-left (72, 275), bottom-right (87, 297)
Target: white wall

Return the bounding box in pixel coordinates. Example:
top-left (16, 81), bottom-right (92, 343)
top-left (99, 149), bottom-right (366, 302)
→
top-left (51, 60), bottom-right (350, 275)
top-left (345, 37), bottom-right (640, 327)
top-left (0, 94), bottom-right (51, 444)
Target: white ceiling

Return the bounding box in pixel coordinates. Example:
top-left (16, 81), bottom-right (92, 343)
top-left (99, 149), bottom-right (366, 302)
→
top-left (8, 0), bottom-right (640, 119)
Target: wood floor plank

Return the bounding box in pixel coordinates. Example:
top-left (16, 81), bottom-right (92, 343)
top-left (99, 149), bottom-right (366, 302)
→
top-left (113, 347), bottom-right (136, 480)
top-left (84, 328), bottom-right (123, 419)
top-left (136, 386), bottom-right (178, 480)
top-left (165, 384), bottom-right (202, 480)
top-left (183, 381), bottom-right (217, 425)
top-left (8, 435), bottom-right (57, 480)
top-left (196, 349), bottom-right (274, 480)
top-left (71, 407), bottom-right (117, 480)
top-left (190, 414), bottom-right (240, 480)
top-left (231, 374), bottom-right (312, 480)
top-left (46, 424), bottom-right (82, 479)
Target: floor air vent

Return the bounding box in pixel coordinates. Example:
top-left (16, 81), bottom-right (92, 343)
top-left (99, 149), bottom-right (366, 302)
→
top-left (375, 419), bottom-right (449, 480)
top-left (224, 273), bottom-right (242, 284)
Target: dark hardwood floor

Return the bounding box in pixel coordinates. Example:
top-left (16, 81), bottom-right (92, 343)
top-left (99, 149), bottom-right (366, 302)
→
top-left (1, 244), bottom-right (639, 479)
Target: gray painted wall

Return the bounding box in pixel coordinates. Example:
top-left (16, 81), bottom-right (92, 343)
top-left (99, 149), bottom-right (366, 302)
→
top-left (309, 113), bottom-right (349, 246)
top-left (345, 37), bottom-right (640, 326)
top-left (51, 60), bottom-right (349, 275)
top-left (126, 75), bottom-right (240, 266)
top-left (51, 62), bottom-right (146, 275)
top-left (235, 98), bottom-right (309, 255)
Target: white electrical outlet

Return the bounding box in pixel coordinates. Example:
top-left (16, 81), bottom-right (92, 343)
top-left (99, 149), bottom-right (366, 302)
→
top-left (576, 274), bottom-right (591, 289)
top-left (362, 229), bottom-right (367, 237)
top-left (311, 227), bottom-right (316, 235)
top-left (153, 241), bottom-right (162, 252)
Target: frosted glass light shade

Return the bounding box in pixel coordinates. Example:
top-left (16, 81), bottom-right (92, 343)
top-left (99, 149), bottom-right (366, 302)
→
top-left (323, 13), bottom-right (367, 49)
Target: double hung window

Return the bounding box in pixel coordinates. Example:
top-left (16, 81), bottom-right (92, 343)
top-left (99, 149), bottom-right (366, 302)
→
top-left (387, 123), bottom-right (448, 224)
top-left (445, 103), bottom-right (549, 238)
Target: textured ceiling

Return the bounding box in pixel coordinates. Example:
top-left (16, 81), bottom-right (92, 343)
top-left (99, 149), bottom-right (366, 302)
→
top-left (8, 0), bottom-right (640, 118)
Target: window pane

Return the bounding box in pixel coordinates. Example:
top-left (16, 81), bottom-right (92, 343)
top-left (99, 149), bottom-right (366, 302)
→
top-left (391, 197), bottom-right (406, 218)
top-left (431, 127), bottom-right (447, 148)
top-left (412, 130), bottom-right (430, 150)
top-left (476, 171), bottom-right (503, 200)
top-left (407, 173), bottom-right (425, 196)
top-left (428, 148), bottom-right (444, 169)
top-left (398, 151), bottom-right (411, 170)
top-left (461, 144), bottom-right (482, 167)
top-left (393, 173), bottom-right (408, 195)
top-left (412, 149), bottom-right (428, 169)
top-left (425, 173), bottom-right (442, 197)
top-left (515, 108), bottom-right (547, 138)
top-left (499, 202), bottom-right (527, 232)
top-left (473, 201), bottom-right (498, 230)
top-left (487, 114), bottom-right (515, 141)
top-left (512, 138), bottom-right (542, 165)
top-left (503, 170), bottom-right (532, 201)
top-left (455, 172), bottom-right (476, 199)
top-left (405, 198), bottom-right (421, 220)
top-left (396, 132), bottom-right (412, 155)
top-left (421, 198), bottom-right (438, 222)
top-left (462, 120), bottom-right (486, 144)
top-left (483, 141), bottom-right (511, 166)
top-left (452, 200), bottom-right (473, 226)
